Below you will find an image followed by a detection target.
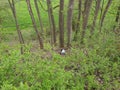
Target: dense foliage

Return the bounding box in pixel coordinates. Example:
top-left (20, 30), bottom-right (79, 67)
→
top-left (0, 0), bottom-right (120, 90)
top-left (0, 34), bottom-right (120, 90)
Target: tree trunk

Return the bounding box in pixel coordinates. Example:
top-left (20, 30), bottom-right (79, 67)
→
top-left (34, 0), bottom-right (44, 34)
top-left (46, 0), bottom-right (53, 46)
top-left (81, 0), bottom-right (93, 44)
top-left (59, 0), bottom-right (64, 48)
top-left (8, 0), bottom-right (24, 54)
top-left (47, 0), bottom-right (56, 45)
top-left (114, 6), bottom-right (120, 53)
top-left (73, 0), bottom-right (82, 41)
top-left (114, 6), bottom-right (120, 33)
top-left (26, 0), bottom-right (43, 49)
top-left (99, 0), bottom-right (104, 25)
top-left (100, 0), bottom-right (112, 32)
top-left (67, 0), bottom-right (74, 47)
top-left (115, 6), bottom-right (120, 26)
top-left (90, 0), bottom-right (101, 37)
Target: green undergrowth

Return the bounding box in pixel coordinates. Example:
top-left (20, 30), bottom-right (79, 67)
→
top-left (0, 33), bottom-right (120, 90)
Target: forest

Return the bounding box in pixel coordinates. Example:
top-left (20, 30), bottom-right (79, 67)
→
top-left (0, 0), bottom-right (120, 90)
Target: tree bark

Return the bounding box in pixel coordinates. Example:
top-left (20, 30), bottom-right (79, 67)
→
top-left (67, 0), bottom-right (74, 47)
top-left (81, 0), bottom-right (93, 44)
top-left (59, 0), bottom-right (64, 48)
top-left (73, 0), bottom-right (82, 41)
top-left (100, 0), bottom-right (112, 32)
top-left (47, 0), bottom-right (56, 45)
top-left (26, 0), bottom-right (43, 49)
top-left (90, 0), bottom-right (101, 37)
top-left (8, 0), bottom-right (24, 54)
top-left (34, 0), bottom-right (44, 34)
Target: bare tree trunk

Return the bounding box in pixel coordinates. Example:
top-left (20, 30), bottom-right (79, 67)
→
top-left (114, 6), bottom-right (120, 33)
top-left (114, 6), bottom-right (120, 53)
top-left (100, 0), bottom-right (112, 32)
top-left (73, 0), bottom-right (82, 41)
top-left (81, 0), bottom-right (93, 44)
top-left (47, 0), bottom-right (53, 46)
top-left (99, 0), bottom-right (104, 25)
top-left (67, 0), bottom-right (74, 47)
top-left (26, 0), bottom-right (43, 49)
top-left (59, 0), bottom-right (64, 48)
top-left (34, 0), bottom-right (44, 34)
top-left (115, 6), bottom-right (120, 28)
top-left (47, 0), bottom-right (56, 45)
top-left (90, 0), bottom-right (101, 37)
top-left (8, 0), bottom-right (24, 54)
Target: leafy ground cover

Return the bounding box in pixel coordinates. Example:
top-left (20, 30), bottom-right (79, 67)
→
top-left (0, 30), bottom-right (120, 90)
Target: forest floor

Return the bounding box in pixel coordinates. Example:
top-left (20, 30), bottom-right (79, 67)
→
top-left (0, 27), bottom-right (120, 90)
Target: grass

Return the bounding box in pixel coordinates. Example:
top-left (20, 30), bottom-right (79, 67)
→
top-left (1, 1), bottom-right (49, 30)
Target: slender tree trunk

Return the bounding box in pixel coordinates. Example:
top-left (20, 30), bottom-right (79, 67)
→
top-left (115, 6), bottom-right (120, 23)
top-left (90, 0), bottom-right (101, 37)
top-left (73, 0), bottom-right (82, 41)
top-left (47, 0), bottom-right (56, 45)
top-left (99, 0), bottom-right (104, 25)
top-left (67, 0), bottom-right (74, 47)
top-left (59, 0), bottom-right (64, 48)
top-left (100, 0), bottom-right (112, 32)
top-left (47, 0), bottom-right (53, 46)
top-left (114, 6), bottom-right (120, 52)
top-left (8, 0), bottom-right (24, 54)
top-left (81, 0), bottom-right (93, 44)
top-left (26, 0), bottom-right (43, 49)
top-left (34, 0), bottom-right (44, 34)
top-left (114, 6), bottom-right (120, 33)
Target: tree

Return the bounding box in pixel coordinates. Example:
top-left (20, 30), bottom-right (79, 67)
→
top-left (26, 0), bottom-right (44, 49)
top-left (90, 0), bottom-right (101, 37)
top-left (114, 6), bottom-right (120, 34)
top-left (73, 0), bottom-right (82, 41)
top-left (99, 0), bottom-right (104, 25)
top-left (115, 6), bottom-right (120, 28)
top-left (81, 0), bottom-right (93, 44)
top-left (8, 0), bottom-right (24, 54)
top-left (47, 0), bottom-right (56, 45)
top-left (100, 0), bottom-right (112, 32)
top-left (67, 0), bottom-right (74, 47)
top-left (34, 0), bottom-right (44, 34)
top-left (59, 0), bottom-right (64, 48)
